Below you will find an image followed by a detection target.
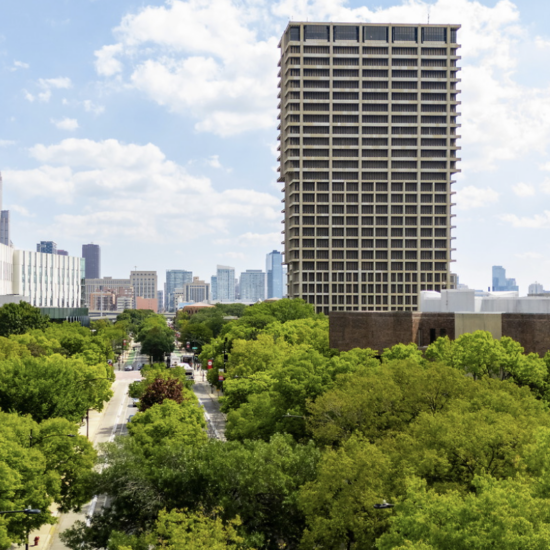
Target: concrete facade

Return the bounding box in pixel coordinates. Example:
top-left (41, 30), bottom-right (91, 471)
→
top-left (279, 23), bottom-right (461, 314)
top-left (130, 271), bottom-right (157, 301)
top-left (330, 311), bottom-right (550, 356)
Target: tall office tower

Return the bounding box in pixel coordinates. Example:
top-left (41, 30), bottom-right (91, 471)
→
top-left (82, 243), bottom-right (101, 279)
top-left (211, 276), bottom-right (218, 300)
top-left (157, 290), bottom-right (164, 312)
top-left (266, 250), bottom-right (284, 298)
top-left (165, 269), bottom-right (193, 311)
top-left (216, 265), bottom-right (236, 301)
top-left (57, 250), bottom-right (69, 256)
top-left (240, 270), bottom-right (266, 302)
top-left (492, 265), bottom-right (519, 292)
top-left (37, 241), bottom-right (57, 254)
top-left (279, 23), bottom-right (461, 314)
top-left (0, 173), bottom-right (11, 247)
top-left (130, 271), bottom-right (158, 302)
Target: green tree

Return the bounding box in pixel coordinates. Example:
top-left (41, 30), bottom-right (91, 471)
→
top-left (299, 436), bottom-right (394, 549)
top-left (381, 343), bottom-right (424, 364)
top-left (0, 355), bottom-right (113, 422)
top-left (128, 399), bottom-right (207, 451)
top-left (0, 301), bottom-right (49, 337)
top-left (377, 476), bottom-right (550, 550)
top-left (140, 327), bottom-right (175, 362)
top-left (0, 411), bottom-right (95, 546)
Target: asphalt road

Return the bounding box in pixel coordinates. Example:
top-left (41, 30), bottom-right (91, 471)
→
top-left (45, 364), bottom-right (141, 549)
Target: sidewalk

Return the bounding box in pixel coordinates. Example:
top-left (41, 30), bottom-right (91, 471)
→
top-left (13, 354), bottom-right (134, 550)
top-left (192, 375), bottom-right (226, 441)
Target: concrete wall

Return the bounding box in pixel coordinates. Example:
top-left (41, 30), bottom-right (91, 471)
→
top-left (455, 313), bottom-right (502, 339)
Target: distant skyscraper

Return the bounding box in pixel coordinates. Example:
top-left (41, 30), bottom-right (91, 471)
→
top-left (211, 276), bottom-right (218, 300)
top-left (240, 270), bottom-right (266, 302)
top-left (266, 250), bottom-right (283, 299)
top-left (216, 265), bottom-right (235, 301)
top-left (529, 282), bottom-right (546, 295)
top-left (0, 173), bottom-right (11, 247)
top-left (157, 290), bottom-right (164, 312)
top-left (130, 271), bottom-right (158, 301)
top-left (57, 250), bottom-right (68, 256)
top-left (165, 269), bottom-right (193, 311)
top-left (82, 244), bottom-right (101, 279)
top-left (492, 266), bottom-right (519, 292)
top-left (37, 241), bottom-right (57, 255)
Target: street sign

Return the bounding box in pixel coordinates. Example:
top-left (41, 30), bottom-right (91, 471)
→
top-left (218, 369), bottom-right (224, 373)
top-left (218, 375), bottom-right (224, 381)
top-left (207, 359), bottom-right (213, 369)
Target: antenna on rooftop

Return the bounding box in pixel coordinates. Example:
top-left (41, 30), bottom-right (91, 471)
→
top-left (427, 8), bottom-right (430, 24)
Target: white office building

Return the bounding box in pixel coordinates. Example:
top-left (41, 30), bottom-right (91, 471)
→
top-left (12, 248), bottom-right (82, 307)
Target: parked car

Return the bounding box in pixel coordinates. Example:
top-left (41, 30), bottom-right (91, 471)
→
top-left (124, 365), bottom-right (133, 371)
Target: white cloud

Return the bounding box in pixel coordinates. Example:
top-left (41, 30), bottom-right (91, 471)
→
top-left (455, 185), bottom-right (499, 209)
top-left (51, 117), bottom-right (79, 131)
top-left (8, 138), bottom-right (280, 242)
top-left (94, 43), bottom-right (123, 76)
top-left (0, 140), bottom-right (15, 147)
top-left (25, 77), bottom-right (72, 103)
top-left (12, 60), bottom-right (29, 70)
top-left (500, 211), bottom-right (550, 228)
top-left (94, 0), bottom-right (279, 136)
top-left (512, 182), bottom-right (535, 197)
top-left (220, 251), bottom-right (246, 260)
top-left (516, 252), bottom-right (543, 259)
top-left (535, 36), bottom-right (550, 49)
top-left (82, 100), bottom-right (105, 115)
top-left (8, 204), bottom-right (35, 217)
top-left (540, 162), bottom-right (550, 172)
top-left (92, 0), bottom-right (550, 154)
top-left (214, 231), bottom-right (281, 247)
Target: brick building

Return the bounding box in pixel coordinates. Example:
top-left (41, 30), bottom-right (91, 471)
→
top-left (329, 311), bottom-right (550, 357)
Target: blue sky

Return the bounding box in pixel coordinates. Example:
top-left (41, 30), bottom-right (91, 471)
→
top-left (1, 0), bottom-right (550, 293)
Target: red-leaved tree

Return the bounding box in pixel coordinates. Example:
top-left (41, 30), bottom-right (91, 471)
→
top-left (139, 378), bottom-right (184, 411)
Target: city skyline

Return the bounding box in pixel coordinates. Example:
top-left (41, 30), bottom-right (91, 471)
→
top-left (2, 0), bottom-right (550, 293)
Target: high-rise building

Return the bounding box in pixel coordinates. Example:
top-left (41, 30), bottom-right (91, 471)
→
top-left (130, 271), bottom-right (158, 301)
top-left (37, 241), bottom-right (57, 254)
top-left (0, 173), bottom-right (11, 247)
top-left (279, 23), bottom-right (461, 313)
top-left (215, 265), bottom-right (235, 301)
top-left (57, 250), bottom-right (69, 256)
top-left (240, 270), bottom-right (266, 302)
top-left (179, 276), bottom-right (210, 303)
top-left (82, 244), bottom-right (101, 279)
top-left (266, 250), bottom-right (284, 298)
top-left (165, 269), bottom-right (193, 311)
top-left (492, 266), bottom-right (519, 292)
top-left (211, 276), bottom-right (218, 300)
top-left (157, 290), bottom-right (164, 312)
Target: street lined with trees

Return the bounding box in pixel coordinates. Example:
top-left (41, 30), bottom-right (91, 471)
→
top-left (5, 300), bottom-right (550, 549)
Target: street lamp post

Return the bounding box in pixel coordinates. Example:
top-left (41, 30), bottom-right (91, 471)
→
top-left (0, 508), bottom-right (41, 550)
top-left (77, 377), bottom-right (115, 439)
